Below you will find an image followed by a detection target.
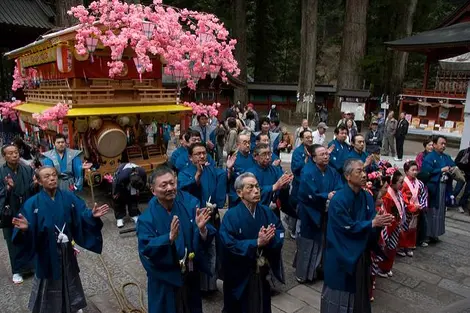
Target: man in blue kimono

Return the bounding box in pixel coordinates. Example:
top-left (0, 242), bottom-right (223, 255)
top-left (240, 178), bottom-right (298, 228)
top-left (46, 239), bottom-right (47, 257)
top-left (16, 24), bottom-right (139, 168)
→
top-left (288, 129), bottom-right (314, 238)
top-left (422, 135), bottom-right (455, 242)
top-left (137, 166), bottom-right (216, 313)
top-left (169, 132), bottom-right (186, 168)
top-left (347, 134), bottom-right (376, 173)
top-left (173, 130), bottom-right (216, 172)
top-left (42, 134), bottom-right (84, 192)
top-left (256, 133), bottom-right (281, 166)
top-left (247, 143), bottom-right (292, 212)
top-left (328, 125), bottom-right (351, 175)
top-left (251, 117), bottom-right (284, 155)
top-left (178, 142), bottom-right (226, 293)
top-left (227, 134), bottom-right (256, 207)
top-left (295, 144), bottom-right (343, 284)
top-left (191, 114), bottom-right (216, 154)
top-left (0, 144), bottom-right (37, 284)
top-left (12, 166), bottom-right (109, 313)
top-left (321, 159), bottom-right (393, 313)
top-left (220, 172), bottom-right (285, 313)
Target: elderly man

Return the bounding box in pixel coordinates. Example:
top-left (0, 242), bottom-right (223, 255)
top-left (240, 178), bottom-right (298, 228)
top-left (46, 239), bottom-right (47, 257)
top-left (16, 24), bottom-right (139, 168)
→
top-left (137, 166), bottom-right (216, 313)
top-left (382, 111), bottom-right (397, 157)
top-left (12, 166), bottom-right (109, 313)
top-left (247, 143), bottom-right (292, 211)
top-left (328, 125), bottom-right (350, 175)
top-left (220, 173), bottom-right (285, 313)
top-left (178, 142), bottom-right (227, 293)
top-left (173, 130), bottom-right (216, 172)
top-left (0, 144), bottom-right (36, 284)
top-left (42, 134), bottom-right (84, 192)
top-left (227, 134), bottom-right (256, 207)
top-left (294, 119), bottom-right (313, 149)
top-left (321, 159), bottom-right (393, 313)
top-left (312, 122), bottom-right (328, 145)
top-left (295, 144), bottom-right (342, 284)
top-left (255, 133), bottom-right (281, 166)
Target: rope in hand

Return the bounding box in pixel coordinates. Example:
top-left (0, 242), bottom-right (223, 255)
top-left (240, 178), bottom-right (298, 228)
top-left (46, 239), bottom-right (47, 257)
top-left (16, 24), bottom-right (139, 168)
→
top-left (98, 255), bottom-right (147, 313)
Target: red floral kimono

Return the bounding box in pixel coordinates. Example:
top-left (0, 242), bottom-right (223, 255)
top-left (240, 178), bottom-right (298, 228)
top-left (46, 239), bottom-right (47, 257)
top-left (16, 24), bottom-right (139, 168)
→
top-left (378, 187), bottom-right (406, 273)
top-left (399, 177), bottom-right (427, 249)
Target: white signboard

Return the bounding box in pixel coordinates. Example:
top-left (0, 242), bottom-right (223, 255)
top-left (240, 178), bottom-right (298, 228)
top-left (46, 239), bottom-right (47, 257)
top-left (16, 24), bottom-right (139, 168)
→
top-left (341, 101), bottom-right (365, 113)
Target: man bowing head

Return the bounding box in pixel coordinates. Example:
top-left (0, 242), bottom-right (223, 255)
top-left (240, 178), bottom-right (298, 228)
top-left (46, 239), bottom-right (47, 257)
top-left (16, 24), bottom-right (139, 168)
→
top-left (220, 173), bottom-right (285, 313)
top-left (137, 165), bottom-right (216, 313)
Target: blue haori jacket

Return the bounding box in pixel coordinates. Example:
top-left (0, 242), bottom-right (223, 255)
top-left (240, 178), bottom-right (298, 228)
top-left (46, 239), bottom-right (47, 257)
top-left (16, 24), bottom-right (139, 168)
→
top-left (246, 163), bottom-right (283, 207)
top-left (323, 184), bottom-right (376, 293)
top-left (228, 151), bottom-right (256, 206)
top-left (328, 139), bottom-right (351, 174)
top-left (297, 163), bottom-right (343, 239)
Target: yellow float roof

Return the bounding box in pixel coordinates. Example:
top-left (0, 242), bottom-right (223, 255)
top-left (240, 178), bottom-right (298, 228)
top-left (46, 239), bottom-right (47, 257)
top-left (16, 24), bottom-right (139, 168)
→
top-left (15, 102), bottom-right (192, 117)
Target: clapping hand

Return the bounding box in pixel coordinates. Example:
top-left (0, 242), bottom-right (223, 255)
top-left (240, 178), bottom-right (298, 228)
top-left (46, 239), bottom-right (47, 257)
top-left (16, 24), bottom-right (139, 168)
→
top-left (92, 203), bottom-right (109, 218)
top-left (169, 216), bottom-right (180, 243)
top-left (5, 174), bottom-right (14, 191)
top-left (372, 212), bottom-right (394, 228)
top-left (328, 144), bottom-right (335, 154)
top-left (226, 154), bottom-right (237, 170)
top-left (196, 207), bottom-right (211, 231)
top-left (12, 214), bottom-right (28, 231)
top-left (257, 224), bottom-right (276, 247)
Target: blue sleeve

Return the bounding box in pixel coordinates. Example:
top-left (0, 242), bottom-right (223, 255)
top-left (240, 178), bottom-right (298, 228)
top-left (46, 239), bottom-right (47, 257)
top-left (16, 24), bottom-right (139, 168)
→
top-left (42, 158), bottom-right (53, 167)
top-left (291, 150), bottom-right (305, 176)
top-left (70, 193), bottom-right (104, 254)
top-left (137, 218), bottom-right (176, 267)
top-left (210, 131), bottom-right (216, 144)
top-left (328, 196), bottom-right (373, 236)
top-left (215, 168), bottom-right (227, 208)
top-left (272, 135), bottom-right (280, 154)
top-left (177, 170), bottom-right (196, 192)
top-left (72, 157), bottom-right (83, 191)
top-left (12, 198), bottom-right (38, 267)
top-left (0, 172), bottom-right (6, 215)
top-left (169, 149), bottom-right (179, 168)
top-left (266, 209), bottom-right (285, 250)
top-left (250, 133), bottom-right (256, 151)
top-left (422, 155), bottom-right (441, 175)
top-left (219, 212), bottom-right (258, 259)
top-left (208, 154), bottom-right (216, 167)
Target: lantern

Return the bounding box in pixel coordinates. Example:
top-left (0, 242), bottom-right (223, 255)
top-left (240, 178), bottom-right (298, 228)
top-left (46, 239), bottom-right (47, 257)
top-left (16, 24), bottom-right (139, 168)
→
top-left (86, 37), bottom-right (99, 63)
top-left (210, 65), bottom-right (221, 79)
top-left (142, 21), bottom-right (155, 40)
top-left (56, 46), bottom-right (73, 73)
top-left (133, 57), bottom-right (145, 82)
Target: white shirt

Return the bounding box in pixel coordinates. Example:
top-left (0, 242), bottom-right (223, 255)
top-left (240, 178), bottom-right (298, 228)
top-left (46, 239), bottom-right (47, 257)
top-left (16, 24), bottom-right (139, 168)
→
top-left (355, 105), bottom-right (365, 121)
top-left (312, 130), bottom-right (325, 145)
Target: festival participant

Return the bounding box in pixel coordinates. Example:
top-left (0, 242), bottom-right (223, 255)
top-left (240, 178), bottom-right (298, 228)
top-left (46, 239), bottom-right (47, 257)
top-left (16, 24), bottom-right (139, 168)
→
top-left (169, 132), bottom-right (187, 168)
top-left (377, 170), bottom-right (405, 278)
top-left (421, 135), bottom-right (455, 243)
top-left (398, 161), bottom-right (428, 257)
top-left (0, 144), bottom-right (36, 284)
top-left (173, 130), bottom-right (215, 172)
top-left (220, 173), bottom-right (285, 313)
top-left (12, 166), bottom-right (108, 313)
top-left (111, 162), bottom-right (147, 228)
top-left (328, 125), bottom-right (350, 175)
top-left (137, 166), bottom-right (216, 313)
top-left (288, 129), bottom-right (314, 238)
top-left (42, 134), bottom-right (84, 192)
top-left (178, 142), bottom-right (226, 293)
top-left (255, 133), bottom-right (281, 166)
top-left (250, 117), bottom-right (283, 155)
top-left (247, 143), bottom-right (292, 210)
top-left (191, 114), bottom-right (216, 153)
top-left (295, 144), bottom-right (342, 283)
top-left (348, 134), bottom-right (376, 172)
top-left (227, 134), bottom-right (256, 207)
top-left (322, 159), bottom-right (393, 313)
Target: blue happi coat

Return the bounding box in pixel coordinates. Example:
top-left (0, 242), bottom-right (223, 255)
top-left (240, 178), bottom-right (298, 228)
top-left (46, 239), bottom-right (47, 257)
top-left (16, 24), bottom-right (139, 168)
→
top-left (173, 148), bottom-right (216, 172)
top-left (324, 184), bottom-right (376, 292)
top-left (228, 151), bottom-right (256, 206)
top-left (178, 163), bottom-right (227, 210)
top-left (12, 189), bottom-right (103, 280)
top-left (328, 139), bottom-right (350, 174)
top-left (290, 144), bottom-right (308, 208)
top-left (297, 162), bottom-right (343, 239)
top-left (43, 148), bottom-right (83, 191)
top-left (422, 150), bottom-right (455, 204)
top-left (137, 191), bottom-right (216, 313)
top-left (220, 201), bottom-right (285, 301)
top-left (247, 163), bottom-right (283, 207)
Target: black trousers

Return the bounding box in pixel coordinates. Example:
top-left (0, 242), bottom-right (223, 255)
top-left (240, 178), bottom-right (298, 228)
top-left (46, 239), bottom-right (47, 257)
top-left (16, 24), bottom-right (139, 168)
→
top-left (396, 135), bottom-right (405, 159)
top-left (113, 193), bottom-right (140, 219)
top-left (356, 121), bottom-right (363, 133)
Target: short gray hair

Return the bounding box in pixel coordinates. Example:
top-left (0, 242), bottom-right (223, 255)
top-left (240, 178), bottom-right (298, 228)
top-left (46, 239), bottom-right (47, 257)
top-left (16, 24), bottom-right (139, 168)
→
top-left (234, 172), bottom-right (257, 191)
top-left (343, 159), bottom-right (363, 176)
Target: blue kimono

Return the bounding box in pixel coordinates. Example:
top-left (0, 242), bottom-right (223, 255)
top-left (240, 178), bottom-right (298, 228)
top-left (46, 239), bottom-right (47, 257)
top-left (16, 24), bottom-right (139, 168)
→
top-left (247, 163), bottom-right (283, 207)
top-left (169, 146), bottom-right (186, 169)
top-left (347, 149), bottom-right (378, 173)
top-left (290, 144), bottom-right (308, 209)
top-left (323, 184), bottom-right (376, 293)
top-left (228, 151), bottom-right (256, 207)
top-left (137, 191), bottom-right (216, 313)
top-left (220, 201), bottom-right (285, 313)
top-left (328, 139), bottom-right (350, 174)
top-left (250, 131), bottom-right (280, 154)
top-left (173, 148), bottom-right (216, 172)
top-left (43, 148), bottom-right (83, 191)
top-left (422, 150), bottom-right (455, 192)
top-left (191, 125), bottom-right (216, 147)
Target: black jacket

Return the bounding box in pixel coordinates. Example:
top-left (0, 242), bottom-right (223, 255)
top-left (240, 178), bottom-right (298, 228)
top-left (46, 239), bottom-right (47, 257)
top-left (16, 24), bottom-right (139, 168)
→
top-left (455, 148), bottom-right (470, 175)
top-left (365, 129), bottom-right (383, 154)
top-left (395, 118), bottom-right (409, 137)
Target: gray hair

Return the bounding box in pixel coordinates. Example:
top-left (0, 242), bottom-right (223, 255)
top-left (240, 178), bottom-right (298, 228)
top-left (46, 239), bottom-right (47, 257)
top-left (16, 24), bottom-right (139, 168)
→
top-left (234, 172), bottom-right (257, 191)
top-left (343, 159), bottom-right (363, 176)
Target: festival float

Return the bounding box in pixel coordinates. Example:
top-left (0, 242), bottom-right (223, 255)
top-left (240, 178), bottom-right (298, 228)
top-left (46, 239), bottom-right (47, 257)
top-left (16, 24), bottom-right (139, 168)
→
top-left (3, 0), bottom-right (239, 186)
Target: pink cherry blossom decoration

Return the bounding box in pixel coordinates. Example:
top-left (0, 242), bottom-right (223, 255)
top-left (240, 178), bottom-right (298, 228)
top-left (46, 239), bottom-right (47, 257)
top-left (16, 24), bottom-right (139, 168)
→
top-left (0, 100), bottom-right (22, 121)
top-left (32, 102), bottom-right (70, 130)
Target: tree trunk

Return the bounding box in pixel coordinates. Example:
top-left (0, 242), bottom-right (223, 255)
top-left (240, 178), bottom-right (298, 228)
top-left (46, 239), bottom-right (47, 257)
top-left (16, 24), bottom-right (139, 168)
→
top-left (388, 0), bottom-right (418, 107)
top-left (296, 0), bottom-right (318, 114)
top-left (233, 0), bottom-right (248, 105)
top-left (336, 0), bottom-right (369, 108)
top-left (55, 0), bottom-right (83, 27)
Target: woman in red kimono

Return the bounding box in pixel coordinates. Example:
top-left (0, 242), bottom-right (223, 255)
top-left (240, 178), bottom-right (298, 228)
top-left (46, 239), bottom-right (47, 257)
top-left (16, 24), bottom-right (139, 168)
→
top-left (378, 170), bottom-right (406, 278)
top-left (398, 160), bottom-right (428, 257)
